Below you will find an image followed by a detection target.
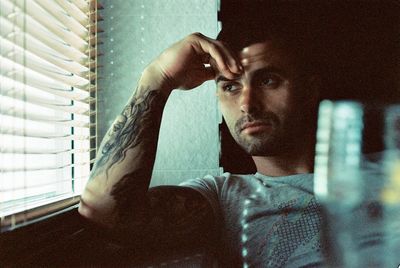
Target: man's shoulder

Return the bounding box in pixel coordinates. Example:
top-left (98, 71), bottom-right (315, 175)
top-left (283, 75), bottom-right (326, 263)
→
top-left (180, 172), bottom-right (256, 188)
top-left (202, 172), bottom-right (256, 182)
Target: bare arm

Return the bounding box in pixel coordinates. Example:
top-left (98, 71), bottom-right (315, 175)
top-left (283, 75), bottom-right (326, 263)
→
top-left (78, 33), bottom-right (241, 245)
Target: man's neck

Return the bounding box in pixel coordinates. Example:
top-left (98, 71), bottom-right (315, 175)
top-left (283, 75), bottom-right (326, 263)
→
top-left (252, 146), bottom-right (315, 177)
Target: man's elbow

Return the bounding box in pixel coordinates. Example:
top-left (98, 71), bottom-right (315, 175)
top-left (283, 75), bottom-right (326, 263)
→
top-left (78, 197), bottom-right (115, 228)
top-left (78, 198), bottom-right (95, 220)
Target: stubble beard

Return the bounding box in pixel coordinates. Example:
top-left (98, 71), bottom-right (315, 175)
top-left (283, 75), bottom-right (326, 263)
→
top-left (233, 127), bottom-right (289, 156)
top-left (235, 131), bottom-right (278, 156)
top-left (229, 112), bottom-right (286, 156)
top-left (228, 111), bottom-right (303, 156)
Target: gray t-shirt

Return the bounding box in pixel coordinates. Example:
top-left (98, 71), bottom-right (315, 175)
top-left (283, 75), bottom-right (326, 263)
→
top-left (180, 172), bottom-right (323, 268)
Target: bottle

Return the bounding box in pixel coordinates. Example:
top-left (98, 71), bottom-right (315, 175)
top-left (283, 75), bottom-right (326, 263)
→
top-left (315, 100), bottom-right (400, 267)
top-left (314, 100), bottom-right (365, 267)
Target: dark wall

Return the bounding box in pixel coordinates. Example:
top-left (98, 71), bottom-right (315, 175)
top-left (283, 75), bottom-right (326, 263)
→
top-left (218, 0), bottom-right (400, 104)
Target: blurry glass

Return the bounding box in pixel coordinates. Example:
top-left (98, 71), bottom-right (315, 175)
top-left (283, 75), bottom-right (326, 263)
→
top-left (314, 100), bottom-right (400, 268)
top-left (382, 105), bottom-right (400, 268)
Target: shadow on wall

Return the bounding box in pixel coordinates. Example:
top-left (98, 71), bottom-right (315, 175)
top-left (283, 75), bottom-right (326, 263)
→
top-left (220, 119), bottom-right (257, 174)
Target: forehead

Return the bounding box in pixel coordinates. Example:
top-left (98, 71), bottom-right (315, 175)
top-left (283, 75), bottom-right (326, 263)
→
top-left (237, 41), bottom-right (296, 71)
top-left (212, 39), bottom-right (299, 79)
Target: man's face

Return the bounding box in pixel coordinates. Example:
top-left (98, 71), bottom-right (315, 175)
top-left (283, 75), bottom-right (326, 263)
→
top-left (216, 40), bottom-right (318, 156)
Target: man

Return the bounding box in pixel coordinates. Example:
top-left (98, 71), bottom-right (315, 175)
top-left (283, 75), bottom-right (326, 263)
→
top-left (78, 2), bottom-right (399, 267)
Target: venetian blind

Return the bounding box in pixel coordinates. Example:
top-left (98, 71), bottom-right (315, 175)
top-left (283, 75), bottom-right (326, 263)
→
top-left (0, 0), bottom-right (102, 231)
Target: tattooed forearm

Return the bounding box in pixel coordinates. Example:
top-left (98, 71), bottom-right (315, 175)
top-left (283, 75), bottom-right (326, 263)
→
top-left (90, 86), bottom-right (167, 179)
top-left (80, 81), bottom-right (216, 249)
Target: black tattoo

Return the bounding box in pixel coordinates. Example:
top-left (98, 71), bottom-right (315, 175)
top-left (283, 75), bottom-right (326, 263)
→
top-left (111, 181), bottom-right (216, 248)
top-left (90, 87), bottom-right (166, 178)
top-left (147, 186), bottom-right (215, 239)
top-left (110, 168), bottom-right (151, 225)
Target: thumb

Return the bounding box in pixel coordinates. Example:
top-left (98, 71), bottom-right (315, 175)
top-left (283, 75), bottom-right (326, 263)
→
top-left (181, 66), bottom-right (216, 90)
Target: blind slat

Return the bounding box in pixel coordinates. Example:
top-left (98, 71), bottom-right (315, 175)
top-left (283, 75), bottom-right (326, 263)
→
top-left (0, 115), bottom-right (90, 135)
top-left (0, 35), bottom-right (92, 80)
top-left (0, 107), bottom-right (91, 129)
top-left (34, 0), bottom-right (88, 40)
top-left (0, 15), bottom-right (87, 65)
top-left (88, 24), bottom-right (104, 36)
top-left (54, 0), bottom-right (88, 28)
top-left (73, 0), bottom-right (90, 14)
top-left (0, 147), bottom-right (94, 155)
top-left (8, 0), bottom-right (89, 54)
top-left (95, 13), bottom-right (104, 22)
top-left (0, 114), bottom-right (90, 139)
top-left (0, 88), bottom-right (90, 116)
top-left (1, 58), bottom-right (91, 93)
top-left (0, 25), bottom-right (89, 73)
top-left (87, 34), bottom-right (103, 47)
top-left (0, 175), bottom-right (90, 194)
top-left (0, 32), bottom-right (89, 74)
top-left (0, 134), bottom-right (91, 154)
top-left (0, 129), bottom-right (92, 141)
top-left (1, 75), bottom-right (94, 105)
top-left (1, 54), bottom-right (90, 88)
top-left (1, 171), bottom-right (89, 184)
top-left (0, 158), bottom-right (91, 173)
top-left (1, 164), bottom-right (91, 173)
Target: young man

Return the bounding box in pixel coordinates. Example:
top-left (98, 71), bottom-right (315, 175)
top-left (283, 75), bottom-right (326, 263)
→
top-left (78, 2), bottom-right (399, 267)
top-left (79, 23), bottom-right (322, 268)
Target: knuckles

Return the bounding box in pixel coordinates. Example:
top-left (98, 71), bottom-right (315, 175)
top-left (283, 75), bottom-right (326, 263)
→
top-left (188, 32), bottom-right (205, 39)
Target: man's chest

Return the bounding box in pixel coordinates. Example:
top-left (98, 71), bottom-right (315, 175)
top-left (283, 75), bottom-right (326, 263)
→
top-left (220, 188), bottom-right (323, 267)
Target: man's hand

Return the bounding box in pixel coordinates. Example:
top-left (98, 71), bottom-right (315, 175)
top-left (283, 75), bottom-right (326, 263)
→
top-left (146, 32), bottom-right (242, 91)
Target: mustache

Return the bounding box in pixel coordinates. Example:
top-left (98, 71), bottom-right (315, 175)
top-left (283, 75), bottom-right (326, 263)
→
top-left (234, 112), bottom-right (280, 133)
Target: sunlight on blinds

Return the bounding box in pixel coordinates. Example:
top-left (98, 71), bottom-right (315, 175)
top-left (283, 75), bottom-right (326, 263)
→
top-left (0, 0), bottom-right (100, 230)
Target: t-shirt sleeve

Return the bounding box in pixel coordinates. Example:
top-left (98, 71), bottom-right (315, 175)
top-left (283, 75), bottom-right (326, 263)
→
top-left (179, 174), bottom-right (226, 224)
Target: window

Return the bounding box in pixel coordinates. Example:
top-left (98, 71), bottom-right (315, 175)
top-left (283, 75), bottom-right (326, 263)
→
top-left (0, 0), bottom-right (101, 231)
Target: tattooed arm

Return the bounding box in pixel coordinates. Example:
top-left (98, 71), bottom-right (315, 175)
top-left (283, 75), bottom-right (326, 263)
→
top-left (78, 33), bottom-right (242, 246)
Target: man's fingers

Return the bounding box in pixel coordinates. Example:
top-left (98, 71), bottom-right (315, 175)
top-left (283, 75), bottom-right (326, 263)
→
top-left (215, 41), bottom-right (242, 74)
top-left (195, 37), bottom-right (241, 79)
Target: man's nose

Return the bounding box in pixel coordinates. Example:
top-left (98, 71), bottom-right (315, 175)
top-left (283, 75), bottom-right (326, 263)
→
top-left (239, 86), bottom-right (261, 114)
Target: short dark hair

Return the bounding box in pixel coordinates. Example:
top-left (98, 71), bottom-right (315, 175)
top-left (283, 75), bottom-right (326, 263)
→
top-left (217, 1), bottom-right (320, 73)
top-left (217, 0), bottom-right (400, 104)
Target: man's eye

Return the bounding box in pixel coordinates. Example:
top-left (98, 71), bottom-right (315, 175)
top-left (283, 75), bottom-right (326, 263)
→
top-left (261, 76), bottom-right (280, 88)
top-left (222, 83), bottom-right (240, 92)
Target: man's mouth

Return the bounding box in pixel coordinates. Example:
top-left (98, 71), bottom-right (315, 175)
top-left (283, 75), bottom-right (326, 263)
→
top-left (240, 121), bottom-right (272, 135)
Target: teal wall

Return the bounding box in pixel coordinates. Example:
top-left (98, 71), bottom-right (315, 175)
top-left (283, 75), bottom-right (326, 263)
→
top-left (98, 0), bottom-right (222, 185)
